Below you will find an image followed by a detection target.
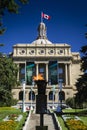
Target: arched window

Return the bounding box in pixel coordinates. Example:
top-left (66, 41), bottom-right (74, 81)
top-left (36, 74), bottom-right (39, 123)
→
top-left (49, 91), bottom-right (55, 100)
top-left (59, 91), bottom-right (65, 100)
top-left (29, 91), bottom-right (35, 101)
top-left (19, 91), bottom-right (23, 100)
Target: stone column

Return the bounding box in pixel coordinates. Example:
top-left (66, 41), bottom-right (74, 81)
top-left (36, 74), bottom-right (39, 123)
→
top-left (69, 63), bottom-right (72, 85)
top-left (25, 61), bottom-right (26, 81)
top-left (65, 64), bottom-right (68, 85)
top-left (46, 63), bottom-right (48, 82)
top-left (17, 63), bottom-right (19, 81)
top-left (36, 63), bottom-right (39, 76)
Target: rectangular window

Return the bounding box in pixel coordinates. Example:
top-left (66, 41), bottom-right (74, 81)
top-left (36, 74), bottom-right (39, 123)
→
top-left (26, 62), bottom-right (35, 85)
top-left (19, 63), bottom-right (25, 83)
top-left (48, 61), bottom-right (58, 85)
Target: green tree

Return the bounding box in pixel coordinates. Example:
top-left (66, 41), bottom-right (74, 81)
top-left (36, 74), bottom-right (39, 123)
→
top-left (0, 0), bottom-right (29, 35)
top-left (75, 45), bottom-right (87, 104)
top-left (0, 54), bottom-right (18, 106)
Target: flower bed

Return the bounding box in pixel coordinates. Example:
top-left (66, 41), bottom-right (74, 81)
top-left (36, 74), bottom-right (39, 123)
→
top-left (0, 107), bottom-right (28, 130)
top-left (66, 119), bottom-right (87, 130)
top-left (0, 120), bottom-right (18, 130)
top-left (62, 115), bottom-right (87, 130)
top-left (3, 114), bottom-right (23, 121)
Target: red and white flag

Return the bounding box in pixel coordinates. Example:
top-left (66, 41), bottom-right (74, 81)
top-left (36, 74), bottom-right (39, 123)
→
top-left (42, 12), bottom-right (51, 20)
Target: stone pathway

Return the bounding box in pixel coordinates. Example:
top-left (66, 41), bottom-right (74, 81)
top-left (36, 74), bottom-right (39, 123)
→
top-left (25, 113), bottom-right (57, 130)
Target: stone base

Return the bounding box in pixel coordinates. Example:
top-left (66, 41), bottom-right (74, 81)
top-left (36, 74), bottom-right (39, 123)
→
top-left (36, 126), bottom-right (48, 130)
top-left (36, 95), bottom-right (47, 114)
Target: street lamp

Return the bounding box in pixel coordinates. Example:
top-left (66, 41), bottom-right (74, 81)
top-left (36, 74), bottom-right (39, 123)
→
top-left (59, 79), bottom-right (63, 112)
top-left (30, 80), bottom-right (34, 110)
top-left (52, 85), bottom-right (56, 109)
top-left (56, 79), bottom-right (63, 113)
top-left (22, 81), bottom-right (26, 112)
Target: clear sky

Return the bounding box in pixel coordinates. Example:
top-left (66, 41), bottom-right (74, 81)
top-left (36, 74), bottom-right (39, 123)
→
top-left (0, 0), bottom-right (87, 54)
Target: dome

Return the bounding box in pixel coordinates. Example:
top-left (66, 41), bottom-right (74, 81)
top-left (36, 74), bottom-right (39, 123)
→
top-left (31, 38), bottom-right (52, 45)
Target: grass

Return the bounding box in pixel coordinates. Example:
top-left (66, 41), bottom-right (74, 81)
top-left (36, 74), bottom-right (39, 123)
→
top-left (0, 107), bottom-right (28, 130)
top-left (80, 116), bottom-right (87, 125)
top-left (56, 108), bottom-right (87, 130)
top-left (57, 115), bottom-right (87, 130)
top-left (63, 108), bottom-right (87, 113)
top-left (57, 116), bottom-right (68, 130)
top-left (0, 107), bottom-right (22, 121)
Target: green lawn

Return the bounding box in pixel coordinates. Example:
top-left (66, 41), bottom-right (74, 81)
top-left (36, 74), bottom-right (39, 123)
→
top-left (80, 116), bottom-right (87, 125)
top-left (57, 115), bottom-right (87, 130)
top-left (0, 107), bottom-right (21, 121)
top-left (57, 116), bottom-right (68, 130)
top-left (0, 107), bottom-right (28, 130)
top-left (57, 108), bottom-right (87, 130)
top-left (63, 108), bottom-right (87, 113)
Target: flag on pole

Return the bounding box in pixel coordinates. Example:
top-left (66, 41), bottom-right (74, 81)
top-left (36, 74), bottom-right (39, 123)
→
top-left (41, 12), bottom-right (51, 20)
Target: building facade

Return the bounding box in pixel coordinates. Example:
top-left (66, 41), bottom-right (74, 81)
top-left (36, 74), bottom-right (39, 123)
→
top-left (12, 22), bottom-right (81, 106)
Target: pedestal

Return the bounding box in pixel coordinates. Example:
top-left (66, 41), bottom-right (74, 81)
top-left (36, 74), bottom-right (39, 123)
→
top-left (36, 126), bottom-right (48, 130)
top-left (36, 95), bottom-right (47, 114)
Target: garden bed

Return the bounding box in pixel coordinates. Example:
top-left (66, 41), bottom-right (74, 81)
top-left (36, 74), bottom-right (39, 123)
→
top-left (62, 114), bottom-right (87, 130)
top-left (0, 107), bottom-right (28, 130)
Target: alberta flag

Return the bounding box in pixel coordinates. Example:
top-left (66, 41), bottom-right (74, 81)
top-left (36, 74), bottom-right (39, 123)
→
top-left (41, 12), bottom-right (51, 20)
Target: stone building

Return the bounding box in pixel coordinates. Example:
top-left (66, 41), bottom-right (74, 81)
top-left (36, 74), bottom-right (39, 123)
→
top-left (12, 22), bottom-right (81, 107)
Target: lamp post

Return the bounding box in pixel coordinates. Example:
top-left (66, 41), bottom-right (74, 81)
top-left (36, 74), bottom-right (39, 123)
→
top-left (56, 79), bottom-right (63, 113)
top-left (59, 79), bottom-right (63, 112)
top-left (22, 81), bottom-right (26, 112)
top-left (52, 85), bottom-right (56, 109)
top-left (30, 80), bottom-right (34, 110)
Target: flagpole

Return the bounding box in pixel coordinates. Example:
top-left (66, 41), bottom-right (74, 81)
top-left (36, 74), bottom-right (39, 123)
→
top-left (41, 12), bottom-right (43, 23)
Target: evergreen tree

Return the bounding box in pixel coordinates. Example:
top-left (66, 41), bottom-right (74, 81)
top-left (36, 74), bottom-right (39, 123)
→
top-left (75, 45), bottom-right (87, 104)
top-left (0, 54), bottom-right (18, 106)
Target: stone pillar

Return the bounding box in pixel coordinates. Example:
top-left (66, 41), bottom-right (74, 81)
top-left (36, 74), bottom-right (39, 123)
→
top-left (69, 63), bottom-right (72, 85)
top-left (25, 61), bottom-right (26, 81)
top-left (65, 64), bottom-right (68, 85)
top-left (36, 63), bottom-right (39, 76)
top-left (17, 63), bottom-right (19, 81)
top-left (46, 63), bottom-right (48, 82)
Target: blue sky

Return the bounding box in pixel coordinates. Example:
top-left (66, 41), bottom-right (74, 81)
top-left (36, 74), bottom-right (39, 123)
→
top-left (0, 0), bottom-right (87, 54)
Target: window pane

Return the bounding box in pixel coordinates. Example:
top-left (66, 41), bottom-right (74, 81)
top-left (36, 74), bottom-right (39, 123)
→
top-left (26, 62), bottom-right (35, 85)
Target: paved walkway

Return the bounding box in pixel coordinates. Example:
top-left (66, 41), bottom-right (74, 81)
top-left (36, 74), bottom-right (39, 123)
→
top-left (25, 113), bottom-right (57, 130)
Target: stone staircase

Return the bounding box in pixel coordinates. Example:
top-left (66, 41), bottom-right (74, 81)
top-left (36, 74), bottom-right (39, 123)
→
top-left (25, 113), bottom-right (59, 130)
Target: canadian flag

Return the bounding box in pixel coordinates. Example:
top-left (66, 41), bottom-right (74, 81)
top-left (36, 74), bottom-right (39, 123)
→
top-left (42, 12), bottom-right (51, 20)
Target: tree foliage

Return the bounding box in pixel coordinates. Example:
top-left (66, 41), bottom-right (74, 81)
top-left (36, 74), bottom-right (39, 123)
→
top-left (0, 0), bottom-right (29, 35)
top-left (75, 45), bottom-right (87, 104)
top-left (0, 54), bottom-right (18, 106)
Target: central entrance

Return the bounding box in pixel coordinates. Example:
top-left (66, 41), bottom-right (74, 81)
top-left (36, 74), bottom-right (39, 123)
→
top-left (39, 64), bottom-right (46, 80)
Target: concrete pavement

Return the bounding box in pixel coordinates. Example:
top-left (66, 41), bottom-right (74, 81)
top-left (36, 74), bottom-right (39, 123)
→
top-left (24, 112), bottom-right (58, 130)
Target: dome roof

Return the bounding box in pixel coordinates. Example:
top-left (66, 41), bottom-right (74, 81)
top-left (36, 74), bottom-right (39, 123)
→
top-left (31, 38), bottom-right (52, 45)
